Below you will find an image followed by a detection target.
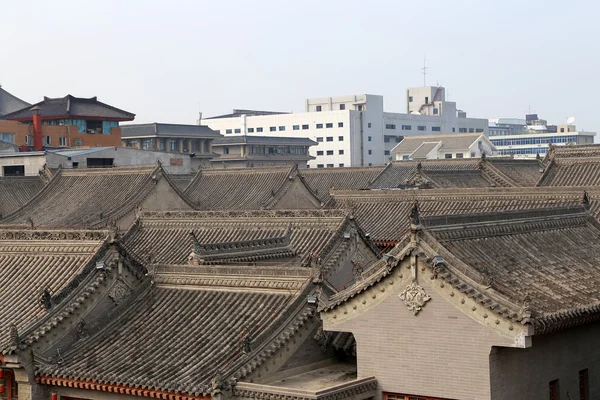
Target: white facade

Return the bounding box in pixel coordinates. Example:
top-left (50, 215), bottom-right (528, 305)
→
top-left (391, 134), bottom-right (495, 161)
top-left (202, 87), bottom-right (489, 168)
top-left (0, 152), bottom-right (46, 176)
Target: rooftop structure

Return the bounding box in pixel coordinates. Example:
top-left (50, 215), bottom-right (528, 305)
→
top-left (391, 133), bottom-right (496, 160)
top-left (211, 135), bottom-right (317, 168)
top-left (0, 86), bottom-right (30, 118)
top-left (201, 86), bottom-right (488, 168)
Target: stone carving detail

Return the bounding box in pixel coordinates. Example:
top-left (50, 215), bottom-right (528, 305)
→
top-left (518, 295), bottom-right (532, 320)
top-left (351, 253), bottom-right (364, 280)
top-left (409, 201), bottom-right (420, 226)
top-left (40, 287), bottom-right (53, 311)
top-left (313, 327), bottom-right (331, 352)
top-left (399, 282), bottom-right (431, 315)
top-left (108, 280), bottom-right (131, 305)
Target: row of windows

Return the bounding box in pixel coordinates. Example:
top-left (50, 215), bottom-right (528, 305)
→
top-left (0, 133), bottom-right (15, 143)
top-left (549, 369), bottom-right (589, 400)
top-left (40, 119), bottom-right (118, 134)
top-left (498, 147), bottom-right (549, 155)
top-left (316, 136), bottom-right (344, 142)
top-left (491, 136), bottom-right (577, 146)
top-left (315, 103), bottom-right (346, 111)
top-left (316, 163), bottom-right (345, 168)
top-left (384, 136), bottom-right (404, 143)
top-left (221, 122), bottom-right (344, 135)
top-left (316, 150), bottom-right (345, 156)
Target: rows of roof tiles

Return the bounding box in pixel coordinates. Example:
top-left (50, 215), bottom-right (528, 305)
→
top-left (0, 176), bottom-right (45, 216)
top-left (0, 230), bottom-right (107, 350)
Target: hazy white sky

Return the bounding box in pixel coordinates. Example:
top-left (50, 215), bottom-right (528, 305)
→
top-left (2, 0), bottom-right (598, 133)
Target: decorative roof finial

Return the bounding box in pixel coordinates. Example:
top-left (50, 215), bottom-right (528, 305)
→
top-left (9, 324), bottom-right (19, 347)
top-left (409, 200), bottom-right (420, 227)
top-left (583, 190), bottom-right (590, 209)
top-left (417, 161), bottom-right (422, 172)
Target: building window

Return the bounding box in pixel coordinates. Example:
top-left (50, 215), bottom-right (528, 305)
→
top-left (476, 128), bottom-right (484, 133)
top-left (317, 137), bottom-right (323, 142)
top-left (402, 155), bottom-right (409, 160)
top-left (326, 137), bottom-right (333, 142)
top-left (433, 108), bottom-right (439, 114)
top-left (386, 124), bottom-right (396, 130)
top-left (452, 127), bottom-right (456, 132)
top-left (368, 136), bottom-right (372, 142)
top-left (59, 136), bottom-right (67, 146)
top-left (75, 139), bottom-right (83, 146)
top-left (456, 153), bottom-right (464, 158)
top-left (402, 125), bottom-right (411, 130)
top-left (293, 125), bottom-right (300, 130)
top-left (317, 164), bottom-right (324, 168)
top-left (248, 128), bottom-right (254, 133)
top-left (408, 96), bottom-right (413, 102)
top-left (418, 126), bottom-right (426, 131)
top-left (445, 153), bottom-right (452, 159)
top-left (339, 150), bottom-right (344, 155)
top-left (326, 123), bottom-right (333, 128)
top-left (316, 105), bottom-right (322, 112)
top-left (169, 140), bottom-right (177, 151)
top-left (579, 369), bottom-right (589, 400)
top-left (25, 135), bottom-right (32, 145)
top-left (340, 104), bottom-right (345, 110)
top-left (327, 163), bottom-right (334, 168)
top-left (279, 126), bottom-right (285, 131)
top-left (44, 136), bottom-right (51, 145)
top-left (385, 150), bottom-right (390, 155)
top-left (549, 380), bottom-right (559, 400)
top-left (257, 127), bottom-right (263, 132)
top-left (302, 124), bottom-right (309, 130)
top-left (316, 124), bottom-right (323, 129)
top-left (338, 136), bottom-right (344, 141)
top-left (368, 150), bottom-right (372, 155)
top-left (338, 122), bottom-right (343, 127)
top-left (469, 128), bottom-right (475, 133)
top-left (367, 122), bottom-right (372, 128)
top-left (459, 128), bottom-right (467, 133)
top-left (384, 137), bottom-right (390, 143)
top-left (223, 147), bottom-right (230, 155)
top-left (339, 163), bottom-right (344, 167)
top-left (432, 127), bottom-right (441, 132)
top-left (368, 163), bottom-right (372, 166)
top-left (327, 150), bottom-right (334, 155)
top-left (317, 151), bottom-right (324, 155)
top-left (226, 129), bottom-right (232, 134)
top-left (0, 133), bottom-right (15, 143)
top-left (234, 128), bottom-right (241, 133)
top-left (270, 127), bottom-right (276, 132)
top-left (395, 137), bottom-right (402, 143)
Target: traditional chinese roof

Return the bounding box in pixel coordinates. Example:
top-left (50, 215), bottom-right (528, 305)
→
top-left (301, 167), bottom-right (383, 205)
top-left (484, 158), bottom-right (543, 187)
top-left (0, 166), bottom-right (195, 228)
top-left (36, 263), bottom-right (316, 397)
top-left (334, 187), bottom-right (587, 246)
top-left (121, 209), bottom-right (355, 265)
top-left (184, 166), bottom-right (296, 210)
top-left (0, 229), bottom-right (108, 351)
top-left (537, 145), bottom-right (600, 187)
top-left (0, 86), bottom-right (31, 117)
top-left (321, 205), bottom-right (600, 335)
top-left (3, 95), bottom-right (135, 121)
top-left (0, 176), bottom-right (46, 216)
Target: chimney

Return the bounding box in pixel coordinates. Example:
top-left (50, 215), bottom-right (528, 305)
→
top-left (197, 112), bottom-right (203, 126)
top-left (32, 106), bottom-right (43, 151)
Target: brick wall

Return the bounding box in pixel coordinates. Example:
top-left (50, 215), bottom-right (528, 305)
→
top-left (490, 321), bottom-right (600, 399)
top-left (325, 273), bottom-right (513, 400)
top-left (0, 120), bottom-right (121, 147)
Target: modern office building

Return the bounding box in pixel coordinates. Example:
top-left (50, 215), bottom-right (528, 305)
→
top-left (489, 115), bottom-right (596, 157)
top-left (201, 86), bottom-right (488, 168)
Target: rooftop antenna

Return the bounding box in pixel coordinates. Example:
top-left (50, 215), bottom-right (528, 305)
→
top-left (422, 56), bottom-right (428, 87)
top-left (567, 116), bottom-right (576, 125)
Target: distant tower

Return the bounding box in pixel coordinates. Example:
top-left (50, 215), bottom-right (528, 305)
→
top-left (422, 57), bottom-right (428, 87)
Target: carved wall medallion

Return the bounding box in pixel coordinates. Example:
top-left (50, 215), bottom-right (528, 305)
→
top-left (108, 280), bottom-right (131, 305)
top-left (399, 282), bottom-right (431, 315)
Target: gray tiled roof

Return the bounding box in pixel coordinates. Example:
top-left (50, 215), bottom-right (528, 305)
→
top-left (0, 87), bottom-right (30, 118)
top-left (3, 95), bottom-right (134, 120)
top-left (205, 109), bottom-right (289, 119)
top-left (393, 133), bottom-right (482, 155)
top-left (120, 122), bottom-right (220, 138)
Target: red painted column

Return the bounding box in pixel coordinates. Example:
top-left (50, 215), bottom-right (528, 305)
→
top-left (32, 109), bottom-right (43, 151)
top-left (0, 369), bottom-right (4, 394)
top-left (51, 392), bottom-right (58, 400)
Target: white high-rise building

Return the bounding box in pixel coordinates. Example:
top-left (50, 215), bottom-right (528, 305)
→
top-left (202, 86), bottom-right (488, 168)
